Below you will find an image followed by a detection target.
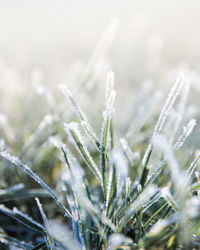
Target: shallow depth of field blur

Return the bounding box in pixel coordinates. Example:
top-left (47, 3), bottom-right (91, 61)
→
top-left (1, 0), bottom-right (200, 137)
top-left (1, 1), bottom-right (200, 249)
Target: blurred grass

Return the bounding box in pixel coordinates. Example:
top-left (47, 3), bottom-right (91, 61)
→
top-left (0, 4), bottom-right (200, 248)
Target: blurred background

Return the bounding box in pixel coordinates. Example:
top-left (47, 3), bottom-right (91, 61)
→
top-left (0, 0), bottom-right (200, 150)
top-left (0, 0), bottom-right (200, 74)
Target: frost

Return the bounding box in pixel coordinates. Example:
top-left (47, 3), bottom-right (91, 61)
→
top-left (0, 151), bottom-right (72, 218)
top-left (142, 74), bottom-right (185, 169)
top-left (174, 119), bottom-right (196, 150)
top-left (149, 219), bottom-right (168, 236)
top-left (59, 83), bottom-right (100, 149)
top-left (112, 149), bottom-right (128, 179)
top-left (108, 234), bottom-right (133, 249)
top-left (152, 73), bottom-right (184, 144)
top-left (106, 71), bottom-right (115, 101)
top-left (65, 122), bottom-right (101, 182)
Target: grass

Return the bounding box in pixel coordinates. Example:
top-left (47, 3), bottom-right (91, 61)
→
top-left (0, 70), bottom-right (200, 250)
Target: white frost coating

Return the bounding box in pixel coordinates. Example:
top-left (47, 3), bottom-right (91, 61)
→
top-left (111, 150), bottom-right (128, 196)
top-left (65, 122), bottom-right (102, 181)
top-left (10, 206), bottom-right (46, 230)
top-left (125, 177), bottom-right (131, 196)
top-left (149, 219), bottom-right (168, 236)
top-left (106, 71), bottom-right (115, 101)
top-left (100, 87), bottom-right (116, 194)
top-left (35, 198), bottom-right (50, 234)
top-left (5, 183), bottom-right (24, 193)
top-left (48, 220), bottom-right (81, 249)
top-left (156, 136), bottom-right (189, 211)
top-left (187, 153), bottom-right (200, 180)
top-left (38, 115), bottom-right (53, 130)
top-left (59, 83), bottom-right (99, 148)
top-left (49, 136), bottom-right (65, 149)
top-left (120, 138), bottom-right (135, 164)
top-left (112, 150), bottom-right (128, 179)
top-left (185, 197), bottom-right (200, 218)
top-left (127, 185), bottom-right (157, 217)
top-left (161, 187), bottom-right (171, 199)
top-left (106, 89), bottom-right (116, 116)
top-left (101, 89), bottom-right (116, 146)
top-left (157, 136), bottom-right (185, 186)
top-left (0, 151), bottom-right (72, 218)
top-left (117, 185), bottom-right (157, 231)
top-left (171, 82), bottom-right (191, 143)
top-left (106, 165), bottom-right (113, 209)
top-left (142, 74), bottom-right (184, 168)
top-left (108, 234), bottom-right (133, 249)
top-left (59, 84), bottom-right (79, 116)
top-left (152, 74), bottom-right (184, 144)
top-left (174, 119), bottom-right (196, 150)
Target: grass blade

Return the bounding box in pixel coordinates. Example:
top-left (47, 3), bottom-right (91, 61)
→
top-left (0, 233), bottom-right (34, 249)
top-left (0, 151), bottom-right (72, 218)
top-left (65, 122), bottom-right (101, 182)
top-left (100, 88), bottom-right (116, 198)
top-left (59, 83), bottom-right (100, 149)
top-left (35, 198), bottom-right (54, 249)
top-left (117, 185), bottom-right (157, 232)
top-left (0, 205), bottom-right (46, 234)
top-left (140, 74), bottom-right (184, 188)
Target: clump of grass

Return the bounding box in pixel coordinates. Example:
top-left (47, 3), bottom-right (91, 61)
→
top-left (0, 71), bottom-right (200, 250)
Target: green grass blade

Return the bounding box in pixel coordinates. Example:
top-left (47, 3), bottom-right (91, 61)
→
top-left (35, 198), bottom-right (55, 249)
top-left (144, 202), bottom-right (168, 229)
top-left (187, 153), bottom-right (200, 180)
top-left (100, 89), bottom-right (116, 198)
top-left (65, 122), bottom-right (101, 182)
top-left (105, 163), bottom-right (117, 214)
top-left (117, 185), bottom-right (157, 232)
top-left (0, 188), bottom-right (50, 202)
top-left (174, 119), bottom-right (196, 150)
top-left (140, 74), bottom-right (184, 188)
top-left (0, 151), bottom-right (72, 219)
top-left (0, 233), bottom-right (34, 249)
top-left (0, 204), bottom-right (46, 234)
top-left (59, 83), bottom-right (100, 149)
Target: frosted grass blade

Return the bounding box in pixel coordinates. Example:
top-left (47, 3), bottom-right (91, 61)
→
top-left (59, 83), bottom-right (100, 149)
top-left (187, 153), bottom-right (200, 180)
top-left (144, 120), bottom-right (196, 189)
top-left (100, 89), bottom-right (116, 197)
top-left (0, 234), bottom-right (33, 249)
top-left (108, 234), bottom-right (133, 250)
top-left (0, 205), bottom-right (46, 234)
top-left (157, 136), bottom-right (188, 195)
top-left (117, 185), bottom-right (157, 232)
top-left (170, 82), bottom-right (191, 144)
top-left (174, 119), bottom-right (196, 150)
top-left (120, 138), bottom-right (135, 166)
top-left (65, 122), bottom-right (101, 182)
top-left (0, 151), bottom-right (72, 219)
top-left (140, 74), bottom-right (184, 188)
top-left (21, 115), bottom-right (54, 156)
top-left (0, 188), bottom-right (50, 202)
top-left (105, 163), bottom-right (117, 214)
top-left (161, 187), bottom-right (178, 211)
top-left (144, 202), bottom-right (168, 229)
top-left (35, 198), bottom-right (54, 249)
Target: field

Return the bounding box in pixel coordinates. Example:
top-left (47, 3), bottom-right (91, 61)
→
top-left (0, 1), bottom-right (200, 249)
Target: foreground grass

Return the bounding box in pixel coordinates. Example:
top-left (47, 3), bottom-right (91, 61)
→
top-left (0, 71), bottom-right (200, 249)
